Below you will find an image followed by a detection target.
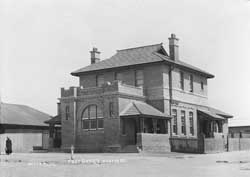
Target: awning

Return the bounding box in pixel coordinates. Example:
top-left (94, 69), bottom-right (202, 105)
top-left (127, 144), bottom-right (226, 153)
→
top-left (197, 109), bottom-right (225, 120)
top-left (44, 115), bottom-right (61, 125)
top-left (120, 101), bottom-right (171, 119)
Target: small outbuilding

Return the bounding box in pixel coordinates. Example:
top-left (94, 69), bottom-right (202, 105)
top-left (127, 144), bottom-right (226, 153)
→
top-left (0, 103), bottom-right (51, 153)
top-left (229, 118), bottom-right (250, 138)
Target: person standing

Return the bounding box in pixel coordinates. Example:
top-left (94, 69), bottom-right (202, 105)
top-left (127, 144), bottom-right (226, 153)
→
top-left (5, 137), bottom-right (12, 155)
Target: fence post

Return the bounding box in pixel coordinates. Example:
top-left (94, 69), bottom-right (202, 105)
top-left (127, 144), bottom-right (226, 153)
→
top-left (239, 132), bottom-right (242, 151)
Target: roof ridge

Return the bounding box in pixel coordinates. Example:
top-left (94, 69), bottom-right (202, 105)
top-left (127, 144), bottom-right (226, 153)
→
top-left (119, 102), bottom-right (134, 115)
top-left (132, 102), bottom-right (143, 114)
top-left (117, 43), bottom-right (163, 52)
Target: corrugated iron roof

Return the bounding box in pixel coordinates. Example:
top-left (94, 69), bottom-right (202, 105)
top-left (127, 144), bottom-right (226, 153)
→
top-left (198, 109), bottom-right (225, 120)
top-left (207, 107), bottom-right (233, 118)
top-left (71, 43), bottom-right (214, 78)
top-left (0, 103), bottom-right (51, 126)
top-left (120, 101), bottom-right (171, 119)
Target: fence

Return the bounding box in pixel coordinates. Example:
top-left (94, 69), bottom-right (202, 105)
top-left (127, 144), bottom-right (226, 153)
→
top-left (228, 137), bottom-right (250, 151)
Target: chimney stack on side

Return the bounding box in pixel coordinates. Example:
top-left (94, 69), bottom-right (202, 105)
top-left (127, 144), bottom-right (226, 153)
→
top-left (168, 34), bottom-right (179, 61)
top-left (90, 47), bottom-right (100, 64)
top-left (57, 102), bottom-right (61, 115)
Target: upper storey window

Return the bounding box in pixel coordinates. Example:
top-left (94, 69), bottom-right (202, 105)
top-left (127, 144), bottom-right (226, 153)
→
top-left (201, 81), bottom-right (204, 91)
top-left (96, 74), bottom-right (104, 87)
top-left (189, 75), bottom-right (193, 92)
top-left (135, 70), bottom-right (144, 87)
top-left (180, 72), bottom-right (184, 90)
top-left (65, 105), bottom-right (70, 120)
top-left (114, 72), bottom-right (122, 81)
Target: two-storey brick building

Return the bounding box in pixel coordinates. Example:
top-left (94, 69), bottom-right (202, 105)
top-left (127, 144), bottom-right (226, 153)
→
top-left (58, 34), bottom-right (233, 153)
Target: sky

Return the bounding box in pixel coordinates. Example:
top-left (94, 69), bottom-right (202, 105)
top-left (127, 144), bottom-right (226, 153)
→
top-left (0, 0), bottom-right (250, 124)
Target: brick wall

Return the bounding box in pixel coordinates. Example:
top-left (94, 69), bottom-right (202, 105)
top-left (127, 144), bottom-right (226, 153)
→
top-left (204, 138), bottom-right (225, 153)
top-left (137, 133), bottom-right (171, 152)
top-left (170, 137), bottom-right (200, 153)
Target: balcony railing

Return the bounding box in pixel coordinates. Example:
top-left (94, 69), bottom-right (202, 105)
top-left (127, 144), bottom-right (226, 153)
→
top-left (61, 81), bottom-right (144, 98)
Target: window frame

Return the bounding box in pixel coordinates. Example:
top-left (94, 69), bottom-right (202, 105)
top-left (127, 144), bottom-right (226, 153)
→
top-left (65, 105), bottom-right (70, 120)
top-left (172, 109), bottom-right (178, 135)
top-left (114, 72), bottom-right (122, 81)
top-left (181, 110), bottom-right (186, 135)
top-left (180, 72), bottom-right (184, 90)
top-left (81, 105), bottom-right (104, 130)
top-left (189, 75), bottom-right (193, 92)
top-left (201, 81), bottom-right (204, 91)
top-left (109, 102), bottom-right (114, 118)
top-left (189, 112), bottom-right (194, 136)
top-left (96, 74), bottom-right (104, 87)
top-left (135, 70), bottom-right (144, 87)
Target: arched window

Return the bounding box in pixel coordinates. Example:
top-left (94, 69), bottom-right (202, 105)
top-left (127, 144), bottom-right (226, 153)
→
top-left (81, 105), bottom-right (104, 130)
top-left (65, 105), bottom-right (70, 120)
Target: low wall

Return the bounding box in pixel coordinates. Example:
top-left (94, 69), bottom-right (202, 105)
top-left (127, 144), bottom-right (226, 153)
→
top-left (137, 133), bottom-right (170, 152)
top-left (228, 138), bottom-right (250, 151)
top-left (170, 137), bottom-right (200, 153)
top-left (204, 138), bottom-right (225, 153)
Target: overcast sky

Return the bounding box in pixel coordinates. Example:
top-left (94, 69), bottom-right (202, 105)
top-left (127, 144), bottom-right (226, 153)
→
top-left (1, 0), bottom-right (250, 124)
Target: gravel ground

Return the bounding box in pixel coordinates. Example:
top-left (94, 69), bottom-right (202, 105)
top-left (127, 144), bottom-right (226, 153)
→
top-left (0, 151), bottom-right (250, 177)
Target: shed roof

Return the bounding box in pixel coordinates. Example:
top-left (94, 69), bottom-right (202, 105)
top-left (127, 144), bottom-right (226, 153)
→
top-left (71, 43), bottom-right (214, 78)
top-left (0, 103), bottom-right (51, 126)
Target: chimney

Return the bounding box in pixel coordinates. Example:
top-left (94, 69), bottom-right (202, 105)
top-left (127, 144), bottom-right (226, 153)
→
top-left (90, 47), bottom-right (100, 64)
top-left (57, 102), bottom-right (61, 115)
top-left (168, 34), bottom-right (179, 61)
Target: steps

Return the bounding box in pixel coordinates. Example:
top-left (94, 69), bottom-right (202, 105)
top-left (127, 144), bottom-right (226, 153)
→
top-left (121, 145), bottom-right (140, 153)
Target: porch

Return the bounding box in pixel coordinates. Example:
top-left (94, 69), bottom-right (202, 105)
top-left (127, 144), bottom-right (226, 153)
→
top-left (197, 109), bottom-right (225, 138)
top-left (170, 108), bottom-right (228, 154)
top-left (197, 109), bottom-right (227, 153)
top-left (119, 101), bottom-right (171, 152)
top-left (44, 115), bottom-right (62, 149)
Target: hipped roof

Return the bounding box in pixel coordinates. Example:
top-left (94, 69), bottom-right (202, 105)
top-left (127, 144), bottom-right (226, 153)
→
top-left (0, 103), bottom-right (51, 126)
top-left (71, 43), bottom-right (214, 78)
top-left (120, 101), bottom-right (171, 119)
top-left (44, 115), bottom-right (61, 125)
top-left (198, 107), bottom-right (233, 120)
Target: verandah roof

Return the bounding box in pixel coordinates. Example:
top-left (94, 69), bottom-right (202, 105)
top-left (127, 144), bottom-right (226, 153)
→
top-left (120, 101), bottom-right (171, 119)
top-left (44, 115), bottom-right (61, 125)
top-left (197, 109), bottom-right (225, 120)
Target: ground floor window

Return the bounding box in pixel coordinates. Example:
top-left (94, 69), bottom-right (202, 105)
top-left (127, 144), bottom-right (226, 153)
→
top-left (81, 105), bottom-right (104, 130)
top-left (172, 109), bottom-right (177, 135)
top-left (181, 110), bottom-right (186, 135)
top-left (189, 112), bottom-right (194, 135)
